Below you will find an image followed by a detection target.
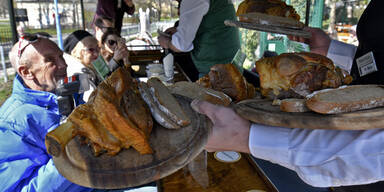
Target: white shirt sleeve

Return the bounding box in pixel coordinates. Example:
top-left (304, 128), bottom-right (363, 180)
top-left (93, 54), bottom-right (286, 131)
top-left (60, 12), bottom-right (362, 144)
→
top-left (171, 0), bottom-right (210, 52)
top-left (249, 124), bottom-right (384, 187)
top-left (327, 39), bottom-right (357, 73)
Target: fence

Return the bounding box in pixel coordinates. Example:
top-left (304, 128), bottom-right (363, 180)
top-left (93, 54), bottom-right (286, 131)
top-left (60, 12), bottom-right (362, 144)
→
top-left (121, 20), bottom-right (177, 38)
top-left (0, 26), bottom-right (12, 73)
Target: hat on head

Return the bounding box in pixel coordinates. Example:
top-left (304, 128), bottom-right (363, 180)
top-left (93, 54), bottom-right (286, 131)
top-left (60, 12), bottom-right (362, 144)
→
top-left (64, 30), bottom-right (93, 54)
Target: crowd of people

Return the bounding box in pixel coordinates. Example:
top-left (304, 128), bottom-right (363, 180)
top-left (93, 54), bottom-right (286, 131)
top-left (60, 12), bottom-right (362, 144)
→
top-left (0, 0), bottom-right (384, 191)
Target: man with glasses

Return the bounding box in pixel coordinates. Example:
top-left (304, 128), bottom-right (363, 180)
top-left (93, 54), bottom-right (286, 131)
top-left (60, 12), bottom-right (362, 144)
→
top-left (0, 33), bottom-right (92, 191)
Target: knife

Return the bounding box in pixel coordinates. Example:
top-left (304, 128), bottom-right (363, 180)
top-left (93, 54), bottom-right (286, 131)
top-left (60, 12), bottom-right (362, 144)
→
top-left (188, 150), bottom-right (209, 188)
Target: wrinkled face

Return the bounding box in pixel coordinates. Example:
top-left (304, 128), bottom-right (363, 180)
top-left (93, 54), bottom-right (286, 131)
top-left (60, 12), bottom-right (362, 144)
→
top-left (27, 39), bottom-right (68, 92)
top-left (80, 36), bottom-right (100, 67)
top-left (104, 34), bottom-right (119, 53)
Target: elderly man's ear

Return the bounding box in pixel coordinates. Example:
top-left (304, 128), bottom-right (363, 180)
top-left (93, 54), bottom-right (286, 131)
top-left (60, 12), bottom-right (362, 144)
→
top-left (18, 65), bottom-right (34, 80)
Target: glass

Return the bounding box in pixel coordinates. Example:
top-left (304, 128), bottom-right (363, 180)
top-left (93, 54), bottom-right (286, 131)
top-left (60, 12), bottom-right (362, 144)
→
top-left (108, 39), bottom-right (117, 46)
top-left (17, 32), bottom-right (52, 66)
top-left (83, 47), bottom-right (100, 53)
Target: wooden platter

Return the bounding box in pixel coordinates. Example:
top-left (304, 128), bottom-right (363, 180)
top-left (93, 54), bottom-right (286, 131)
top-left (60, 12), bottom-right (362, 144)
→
top-left (52, 95), bottom-right (210, 189)
top-left (224, 20), bottom-right (311, 38)
top-left (234, 99), bottom-right (384, 130)
top-left (239, 12), bottom-right (305, 29)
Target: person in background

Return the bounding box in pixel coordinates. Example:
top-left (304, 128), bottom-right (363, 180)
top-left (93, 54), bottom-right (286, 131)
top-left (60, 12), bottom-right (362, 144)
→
top-left (0, 33), bottom-right (92, 191)
top-left (94, 0), bottom-right (135, 35)
top-left (191, 0), bottom-right (384, 190)
top-left (158, 0), bottom-right (240, 77)
top-left (63, 30), bottom-right (102, 102)
top-left (100, 28), bottom-right (130, 71)
top-left (93, 16), bottom-right (114, 45)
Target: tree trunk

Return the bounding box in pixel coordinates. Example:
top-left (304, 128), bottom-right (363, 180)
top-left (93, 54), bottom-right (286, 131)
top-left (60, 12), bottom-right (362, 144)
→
top-left (158, 0), bottom-right (162, 21)
top-left (328, 0), bottom-right (337, 39)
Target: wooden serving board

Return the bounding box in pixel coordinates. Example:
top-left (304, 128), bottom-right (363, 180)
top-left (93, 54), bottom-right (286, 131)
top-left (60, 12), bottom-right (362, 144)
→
top-left (53, 95), bottom-right (210, 189)
top-left (224, 20), bottom-right (311, 38)
top-left (234, 99), bottom-right (384, 130)
top-left (239, 12), bottom-right (305, 29)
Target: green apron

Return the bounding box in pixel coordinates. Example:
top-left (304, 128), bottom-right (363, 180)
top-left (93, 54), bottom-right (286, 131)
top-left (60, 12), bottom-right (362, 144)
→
top-left (191, 0), bottom-right (241, 76)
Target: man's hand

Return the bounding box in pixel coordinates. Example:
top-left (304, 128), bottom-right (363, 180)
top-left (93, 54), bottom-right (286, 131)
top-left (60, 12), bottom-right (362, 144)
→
top-left (164, 27), bottom-right (177, 35)
top-left (113, 42), bottom-right (129, 62)
top-left (191, 99), bottom-right (251, 153)
top-left (288, 27), bottom-right (331, 56)
top-left (158, 35), bottom-right (172, 49)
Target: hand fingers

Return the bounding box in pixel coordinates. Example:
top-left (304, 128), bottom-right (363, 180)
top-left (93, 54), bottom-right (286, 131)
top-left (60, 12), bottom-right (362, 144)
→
top-left (191, 99), bottom-right (220, 124)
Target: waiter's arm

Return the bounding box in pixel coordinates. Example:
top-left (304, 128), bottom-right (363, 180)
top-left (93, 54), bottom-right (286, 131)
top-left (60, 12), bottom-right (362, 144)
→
top-left (192, 100), bottom-right (384, 188)
top-left (158, 0), bottom-right (209, 52)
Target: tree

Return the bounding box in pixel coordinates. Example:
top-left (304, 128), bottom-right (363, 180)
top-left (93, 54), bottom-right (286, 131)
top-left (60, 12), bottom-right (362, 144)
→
top-left (0, 0), bottom-right (8, 18)
top-left (327, 0), bottom-right (337, 38)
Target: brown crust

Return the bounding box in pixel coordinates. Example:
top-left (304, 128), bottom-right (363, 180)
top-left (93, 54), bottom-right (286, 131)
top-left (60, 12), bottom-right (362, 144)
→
top-left (280, 98), bottom-right (310, 113)
top-left (306, 85), bottom-right (384, 114)
top-left (147, 78), bottom-right (191, 126)
top-left (138, 82), bottom-right (181, 129)
top-left (170, 81), bottom-right (232, 106)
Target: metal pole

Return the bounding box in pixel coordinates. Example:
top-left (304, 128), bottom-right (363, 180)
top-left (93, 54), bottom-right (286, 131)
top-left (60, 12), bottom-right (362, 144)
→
top-left (305, 0), bottom-right (311, 26)
top-left (54, 0), bottom-right (63, 50)
top-left (0, 46), bottom-right (8, 83)
top-left (8, 0), bottom-right (18, 44)
top-left (80, 0), bottom-right (85, 30)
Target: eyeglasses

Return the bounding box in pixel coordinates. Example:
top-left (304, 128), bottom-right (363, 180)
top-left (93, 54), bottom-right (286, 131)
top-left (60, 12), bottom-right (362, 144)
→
top-left (107, 39), bottom-right (117, 46)
top-left (17, 32), bottom-right (52, 66)
top-left (83, 47), bottom-right (99, 53)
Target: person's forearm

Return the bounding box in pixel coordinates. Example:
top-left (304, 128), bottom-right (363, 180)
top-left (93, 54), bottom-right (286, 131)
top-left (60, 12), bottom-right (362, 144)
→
top-left (249, 124), bottom-right (384, 187)
top-left (158, 35), bottom-right (182, 52)
top-left (21, 159), bottom-right (90, 191)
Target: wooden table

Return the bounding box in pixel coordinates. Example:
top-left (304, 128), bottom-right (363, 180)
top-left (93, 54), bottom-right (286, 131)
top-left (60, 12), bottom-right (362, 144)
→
top-left (158, 152), bottom-right (277, 192)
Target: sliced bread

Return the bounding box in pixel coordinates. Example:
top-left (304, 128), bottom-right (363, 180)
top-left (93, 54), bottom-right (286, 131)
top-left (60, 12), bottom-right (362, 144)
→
top-left (306, 85), bottom-right (384, 114)
top-left (280, 98), bottom-right (310, 112)
top-left (147, 78), bottom-right (191, 126)
top-left (138, 82), bottom-right (181, 129)
top-left (169, 81), bottom-right (232, 106)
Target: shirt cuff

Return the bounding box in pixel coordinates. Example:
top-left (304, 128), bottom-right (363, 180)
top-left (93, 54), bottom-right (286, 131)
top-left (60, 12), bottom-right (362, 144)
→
top-left (327, 40), bottom-right (357, 73)
top-left (171, 32), bottom-right (194, 52)
top-left (249, 123), bottom-right (292, 168)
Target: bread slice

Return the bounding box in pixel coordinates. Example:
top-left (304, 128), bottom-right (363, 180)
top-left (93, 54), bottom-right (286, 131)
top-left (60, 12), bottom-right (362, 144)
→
top-left (138, 82), bottom-right (181, 129)
top-left (280, 98), bottom-right (310, 112)
top-left (147, 78), bottom-right (191, 126)
top-left (306, 85), bottom-right (384, 114)
top-left (169, 81), bottom-right (232, 106)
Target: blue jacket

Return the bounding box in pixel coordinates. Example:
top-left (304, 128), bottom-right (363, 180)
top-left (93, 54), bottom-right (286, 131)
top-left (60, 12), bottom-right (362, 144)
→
top-left (0, 75), bottom-right (92, 192)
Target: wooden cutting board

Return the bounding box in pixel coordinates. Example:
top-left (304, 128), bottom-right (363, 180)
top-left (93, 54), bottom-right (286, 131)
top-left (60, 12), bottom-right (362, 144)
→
top-left (52, 95), bottom-right (210, 189)
top-left (234, 99), bottom-right (384, 130)
top-left (225, 20), bottom-right (311, 38)
top-left (239, 12), bottom-right (305, 29)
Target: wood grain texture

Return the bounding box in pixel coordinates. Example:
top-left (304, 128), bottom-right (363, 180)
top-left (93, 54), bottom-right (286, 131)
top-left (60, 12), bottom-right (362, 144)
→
top-left (238, 12), bottom-right (305, 29)
top-left (224, 20), bottom-right (311, 38)
top-left (52, 95), bottom-right (210, 189)
top-left (158, 152), bottom-right (276, 192)
top-left (234, 99), bottom-right (384, 130)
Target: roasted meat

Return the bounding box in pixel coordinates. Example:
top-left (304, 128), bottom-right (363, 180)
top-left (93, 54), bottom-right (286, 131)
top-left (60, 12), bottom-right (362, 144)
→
top-left (255, 52), bottom-right (353, 99)
top-left (48, 66), bottom-right (153, 156)
top-left (237, 0), bottom-right (300, 21)
top-left (197, 63), bottom-right (256, 102)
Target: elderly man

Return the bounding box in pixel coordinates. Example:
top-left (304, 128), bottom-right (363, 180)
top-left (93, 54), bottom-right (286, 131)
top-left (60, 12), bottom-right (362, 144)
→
top-left (0, 34), bottom-right (92, 191)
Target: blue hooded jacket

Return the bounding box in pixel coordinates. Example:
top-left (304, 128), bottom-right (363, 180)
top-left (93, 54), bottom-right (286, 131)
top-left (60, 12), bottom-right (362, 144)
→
top-left (0, 75), bottom-right (92, 192)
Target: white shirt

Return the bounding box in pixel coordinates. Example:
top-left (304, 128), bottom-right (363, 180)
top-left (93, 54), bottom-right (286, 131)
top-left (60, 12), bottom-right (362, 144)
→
top-left (249, 41), bottom-right (384, 187)
top-left (327, 39), bottom-right (357, 73)
top-left (63, 53), bottom-right (96, 102)
top-left (171, 0), bottom-right (210, 52)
